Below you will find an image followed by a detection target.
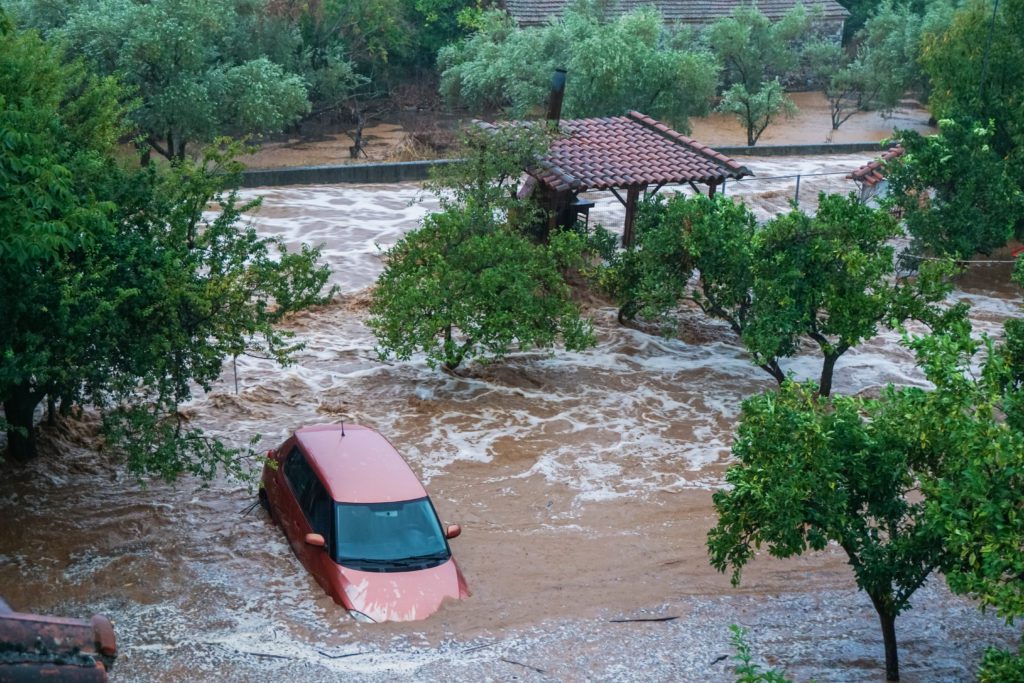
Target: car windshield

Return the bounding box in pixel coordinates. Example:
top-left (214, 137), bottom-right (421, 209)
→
top-left (334, 497), bottom-right (450, 571)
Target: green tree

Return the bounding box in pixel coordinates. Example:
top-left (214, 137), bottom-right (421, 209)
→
top-left (707, 380), bottom-right (946, 681)
top-left (606, 193), bottom-right (958, 396)
top-left (907, 298), bottom-right (1024, 680)
top-left (920, 0), bottom-right (1024, 162)
top-left (717, 79), bottom-right (796, 146)
top-left (806, 1), bottom-right (938, 131)
top-left (1, 14), bottom-right (333, 473)
top-left (368, 125), bottom-right (595, 370)
top-left (905, 0), bottom-right (1024, 254)
top-left (1, 11), bottom-right (128, 460)
top-left (438, 6), bottom-right (718, 132)
top-left (15, 0), bottom-right (313, 160)
top-left (886, 119), bottom-right (1024, 257)
top-left (96, 146), bottom-right (334, 480)
top-left (703, 3), bottom-right (810, 144)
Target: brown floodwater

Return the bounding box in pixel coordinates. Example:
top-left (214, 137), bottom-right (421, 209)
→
top-left (239, 91), bottom-right (937, 170)
top-left (690, 91), bottom-right (937, 146)
top-left (0, 154), bottom-right (1019, 682)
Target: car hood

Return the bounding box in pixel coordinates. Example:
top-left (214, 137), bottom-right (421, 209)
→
top-left (339, 559), bottom-right (469, 623)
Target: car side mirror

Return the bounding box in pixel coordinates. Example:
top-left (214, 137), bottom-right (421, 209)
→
top-left (445, 524), bottom-right (462, 540)
top-left (305, 533), bottom-right (326, 548)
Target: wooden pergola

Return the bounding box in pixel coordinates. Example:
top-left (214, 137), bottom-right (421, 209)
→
top-left (524, 111), bottom-right (752, 246)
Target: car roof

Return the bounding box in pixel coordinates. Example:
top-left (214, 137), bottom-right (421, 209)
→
top-left (293, 424), bottom-right (428, 504)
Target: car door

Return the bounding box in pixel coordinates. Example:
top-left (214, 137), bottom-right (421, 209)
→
top-left (298, 476), bottom-right (337, 595)
top-left (280, 446), bottom-right (316, 562)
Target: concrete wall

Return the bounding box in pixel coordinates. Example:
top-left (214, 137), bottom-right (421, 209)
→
top-left (241, 159), bottom-right (456, 188)
top-left (240, 143), bottom-right (889, 188)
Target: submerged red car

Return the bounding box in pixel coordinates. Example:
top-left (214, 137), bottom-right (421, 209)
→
top-left (260, 424), bottom-right (468, 623)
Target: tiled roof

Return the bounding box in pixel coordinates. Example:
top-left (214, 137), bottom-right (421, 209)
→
top-left (847, 145), bottom-right (905, 187)
top-left (504, 0), bottom-right (850, 27)
top-left (517, 111), bottom-right (750, 192)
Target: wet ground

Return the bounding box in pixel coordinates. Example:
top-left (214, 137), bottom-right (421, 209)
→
top-left (0, 153), bottom-right (1019, 682)
top-left (238, 91), bottom-right (937, 169)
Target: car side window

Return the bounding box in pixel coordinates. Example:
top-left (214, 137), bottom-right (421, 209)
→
top-left (302, 477), bottom-right (332, 541)
top-left (283, 447), bottom-right (314, 504)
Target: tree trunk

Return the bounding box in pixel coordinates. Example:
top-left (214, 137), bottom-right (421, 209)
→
top-left (870, 595), bottom-right (901, 681)
top-left (819, 353), bottom-right (839, 397)
top-left (3, 383), bottom-right (42, 461)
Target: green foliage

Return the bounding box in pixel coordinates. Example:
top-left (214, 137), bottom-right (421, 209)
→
top-left (806, 1), bottom-right (944, 130)
top-left (410, 0), bottom-right (477, 67)
top-left (709, 314), bottom-right (1024, 680)
top-left (15, 0), bottom-right (314, 160)
top-left (1, 10), bottom-right (130, 459)
top-left (369, 207), bottom-right (594, 370)
top-left (977, 647), bottom-right (1024, 682)
top-left (598, 194), bottom-right (699, 324)
top-left (369, 124), bottom-right (594, 370)
top-left (603, 192), bottom-right (959, 395)
top-left (426, 122), bottom-right (553, 218)
top-left (1001, 260), bottom-right (1024, 430)
top-left (729, 625), bottom-right (796, 683)
top-left (921, 0), bottom-right (1024, 162)
top-left (702, 4), bottom-right (814, 144)
top-left (717, 79), bottom-right (796, 146)
top-left (886, 120), bottom-right (1024, 257)
top-left (703, 3), bottom-right (811, 91)
top-left (1, 15), bottom-right (333, 475)
top-left (438, 6), bottom-right (718, 131)
top-left (707, 379), bottom-right (946, 681)
top-left (901, 323), bottom-right (1024, 625)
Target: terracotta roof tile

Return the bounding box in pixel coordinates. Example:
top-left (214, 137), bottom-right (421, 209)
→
top-left (848, 145), bottom-right (905, 187)
top-left (518, 111), bottom-right (750, 192)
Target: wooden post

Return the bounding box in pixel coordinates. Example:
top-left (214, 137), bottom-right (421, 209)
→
top-left (708, 181), bottom-right (719, 198)
top-left (622, 185), bottom-right (643, 248)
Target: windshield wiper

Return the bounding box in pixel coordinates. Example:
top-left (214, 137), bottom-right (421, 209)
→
top-left (391, 553), bottom-right (449, 566)
top-left (339, 557), bottom-right (398, 566)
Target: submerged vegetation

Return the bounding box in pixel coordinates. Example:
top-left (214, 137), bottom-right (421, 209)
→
top-left (1, 11), bottom-right (333, 475)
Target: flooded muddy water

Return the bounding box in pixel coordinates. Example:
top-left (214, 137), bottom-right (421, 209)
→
top-left (1, 154), bottom-right (1019, 682)
top-left (690, 90), bottom-right (937, 147)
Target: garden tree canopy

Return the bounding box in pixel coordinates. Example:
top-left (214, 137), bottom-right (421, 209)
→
top-left (1001, 260), bottom-right (1024, 431)
top-left (437, 6), bottom-right (719, 133)
top-left (707, 380), bottom-right (946, 682)
top-left (716, 79), bottom-right (795, 146)
top-left (708, 308), bottom-right (1024, 681)
top-left (604, 193), bottom-right (960, 396)
top-left (900, 0), bottom-right (1024, 255)
top-left (13, 0), bottom-right (314, 160)
top-left (1, 13), bottom-right (334, 473)
top-left (368, 125), bottom-right (595, 371)
top-left (703, 3), bottom-right (810, 145)
top-left (920, 0), bottom-right (1024, 163)
top-left (805, 0), bottom-right (946, 131)
top-left (911, 278), bottom-right (1024, 679)
top-left (1, 11), bottom-right (128, 460)
top-left (886, 119), bottom-right (1024, 257)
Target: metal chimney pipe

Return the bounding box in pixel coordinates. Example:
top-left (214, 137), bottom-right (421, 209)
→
top-left (546, 68), bottom-right (567, 123)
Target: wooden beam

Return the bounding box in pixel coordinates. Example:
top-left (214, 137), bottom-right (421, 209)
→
top-left (622, 185), bottom-right (644, 248)
top-left (609, 187), bottom-right (627, 207)
top-left (644, 183), bottom-right (666, 199)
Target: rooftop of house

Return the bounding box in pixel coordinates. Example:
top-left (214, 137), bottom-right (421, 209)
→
top-left (848, 145), bottom-right (905, 187)
top-left (503, 0), bottom-right (850, 27)
top-left (484, 111), bottom-right (750, 192)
